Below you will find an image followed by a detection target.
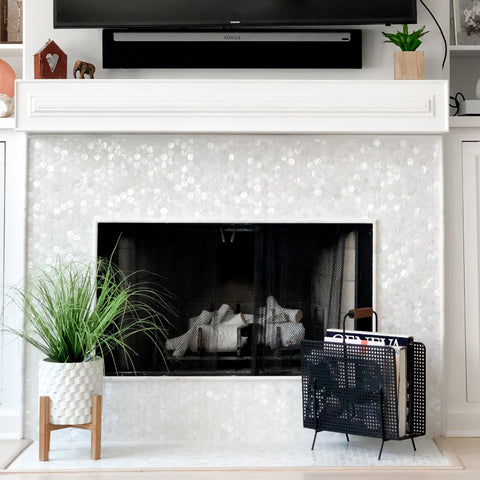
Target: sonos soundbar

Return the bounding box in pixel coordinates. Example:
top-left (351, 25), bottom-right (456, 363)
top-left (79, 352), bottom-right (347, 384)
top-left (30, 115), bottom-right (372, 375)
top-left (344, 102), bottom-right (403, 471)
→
top-left (102, 29), bottom-right (362, 69)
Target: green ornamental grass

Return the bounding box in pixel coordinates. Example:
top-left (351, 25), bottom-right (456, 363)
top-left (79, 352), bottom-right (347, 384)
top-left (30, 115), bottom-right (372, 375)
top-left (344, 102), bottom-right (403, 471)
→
top-left (382, 24), bottom-right (428, 51)
top-left (9, 259), bottom-right (174, 365)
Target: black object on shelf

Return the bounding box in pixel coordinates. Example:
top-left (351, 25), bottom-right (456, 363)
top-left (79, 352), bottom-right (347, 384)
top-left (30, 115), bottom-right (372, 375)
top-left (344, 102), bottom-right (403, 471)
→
top-left (102, 28), bottom-right (362, 69)
top-left (301, 309), bottom-right (426, 460)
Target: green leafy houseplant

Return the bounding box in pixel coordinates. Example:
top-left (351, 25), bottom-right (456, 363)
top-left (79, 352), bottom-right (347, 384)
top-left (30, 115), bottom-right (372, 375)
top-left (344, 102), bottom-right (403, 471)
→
top-left (7, 258), bottom-right (175, 441)
top-left (382, 25), bottom-right (428, 51)
top-left (9, 258), bottom-right (173, 365)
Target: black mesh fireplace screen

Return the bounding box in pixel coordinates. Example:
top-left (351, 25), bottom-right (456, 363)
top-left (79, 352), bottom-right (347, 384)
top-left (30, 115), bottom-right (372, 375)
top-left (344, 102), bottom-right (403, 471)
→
top-left (97, 223), bottom-right (372, 375)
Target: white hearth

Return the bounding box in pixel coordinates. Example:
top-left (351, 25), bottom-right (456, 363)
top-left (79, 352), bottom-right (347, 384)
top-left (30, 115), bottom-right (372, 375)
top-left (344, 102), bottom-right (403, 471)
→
top-left (11, 79), bottom-right (446, 450)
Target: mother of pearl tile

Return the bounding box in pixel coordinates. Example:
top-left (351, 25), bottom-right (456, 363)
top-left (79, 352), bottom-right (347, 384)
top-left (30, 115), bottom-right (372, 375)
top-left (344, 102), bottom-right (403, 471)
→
top-left (24, 134), bottom-right (442, 443)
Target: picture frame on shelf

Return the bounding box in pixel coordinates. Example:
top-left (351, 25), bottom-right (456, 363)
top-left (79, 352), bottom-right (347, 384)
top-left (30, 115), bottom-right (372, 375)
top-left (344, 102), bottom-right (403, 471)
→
top-left (451, 0), bottom-right (458, 45)
top-left (453, 0), bottom-right (480, 45)
top-left (0, 0), bottom-right (23, 43)
top-left (0, 0), bottom-right (22, 44)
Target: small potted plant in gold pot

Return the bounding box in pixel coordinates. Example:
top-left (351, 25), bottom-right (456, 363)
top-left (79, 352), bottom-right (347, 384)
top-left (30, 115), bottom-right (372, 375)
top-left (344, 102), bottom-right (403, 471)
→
top-left (382, 24), bottom-right (428, 80)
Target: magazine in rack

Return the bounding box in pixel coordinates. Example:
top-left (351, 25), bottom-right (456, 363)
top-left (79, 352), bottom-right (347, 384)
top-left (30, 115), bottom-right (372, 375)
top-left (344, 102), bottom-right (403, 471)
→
top-left (325, 328), bottom-right (414, 437)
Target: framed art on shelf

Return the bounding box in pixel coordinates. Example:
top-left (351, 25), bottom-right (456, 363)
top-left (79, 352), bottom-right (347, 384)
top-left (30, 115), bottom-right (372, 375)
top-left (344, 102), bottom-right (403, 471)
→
top-left (453, 0), bottom-right (480, 45)
top-left (0, 0), bottom-right (22, 43)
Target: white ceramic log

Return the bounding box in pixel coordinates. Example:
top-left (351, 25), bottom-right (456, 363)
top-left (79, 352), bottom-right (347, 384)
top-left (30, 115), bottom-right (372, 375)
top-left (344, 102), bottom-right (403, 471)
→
top-left (38, 357), bottom-right (104, 425)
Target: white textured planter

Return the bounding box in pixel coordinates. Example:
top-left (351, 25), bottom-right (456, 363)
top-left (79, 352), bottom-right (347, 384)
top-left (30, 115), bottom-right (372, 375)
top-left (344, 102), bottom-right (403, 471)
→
top-left (38, 358), bottom-right (104, 425)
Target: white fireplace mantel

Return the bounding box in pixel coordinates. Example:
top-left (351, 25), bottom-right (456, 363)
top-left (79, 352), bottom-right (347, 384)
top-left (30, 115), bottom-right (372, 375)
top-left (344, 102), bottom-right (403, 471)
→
top-left (15, 79), bottom-right (448, 134)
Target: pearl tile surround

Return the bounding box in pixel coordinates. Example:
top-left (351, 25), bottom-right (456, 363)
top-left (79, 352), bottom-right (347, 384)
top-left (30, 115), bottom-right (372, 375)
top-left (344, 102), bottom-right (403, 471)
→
top-left (24, 134), bottom-right (443, 450)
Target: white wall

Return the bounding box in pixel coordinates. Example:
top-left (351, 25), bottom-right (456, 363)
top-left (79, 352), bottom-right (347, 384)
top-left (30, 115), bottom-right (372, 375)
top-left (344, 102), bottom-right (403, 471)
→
top-left (24, 0), bottom-right (449, 80)
top-left (0, 52), bottom-right (22, 81)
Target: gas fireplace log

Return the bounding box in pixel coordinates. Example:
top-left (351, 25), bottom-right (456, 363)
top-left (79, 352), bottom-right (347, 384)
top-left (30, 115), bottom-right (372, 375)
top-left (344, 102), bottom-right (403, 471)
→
top-left (221, 313), bottom-right (248, 326)
top-left (198, 325), bottom-right (247, 353)
top-left (189, 304), bottom-right (234, 352)
top-left (188, 306), bottom-right (233, 329)
top-left (166, 298), bottom-right (302, 357)
top-left (263, 322), bottom-right (306, 349)
top-left (211, 303), bottom-right (233, 326)
top-left (259, 296), bottom-right (303, 323)
top-left (166, 309), bottom-right (212, 356)
top-left (167, 304), bottom-right (238, 355)
top-left (282, 308), bottom-right (303, 323)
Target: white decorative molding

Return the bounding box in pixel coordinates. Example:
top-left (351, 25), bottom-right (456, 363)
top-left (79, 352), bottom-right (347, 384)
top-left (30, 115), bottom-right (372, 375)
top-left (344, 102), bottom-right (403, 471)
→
top-left (15, 79), bottom-right (449, 134)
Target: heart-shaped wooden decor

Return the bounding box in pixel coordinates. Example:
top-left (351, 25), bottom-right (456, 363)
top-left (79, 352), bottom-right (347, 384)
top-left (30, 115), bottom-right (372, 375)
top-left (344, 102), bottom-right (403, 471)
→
top-left (46, 53), bottom-right (59, 73)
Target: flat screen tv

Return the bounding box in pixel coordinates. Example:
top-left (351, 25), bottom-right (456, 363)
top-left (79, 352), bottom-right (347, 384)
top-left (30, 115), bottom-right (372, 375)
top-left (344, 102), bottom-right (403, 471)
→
top-left (54, 0), bottom-right (417, 29)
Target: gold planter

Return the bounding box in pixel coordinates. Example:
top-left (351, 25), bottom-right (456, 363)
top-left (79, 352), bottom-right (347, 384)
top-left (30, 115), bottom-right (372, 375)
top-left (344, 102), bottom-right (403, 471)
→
top-left (394, 51), bottom-right (424, 80)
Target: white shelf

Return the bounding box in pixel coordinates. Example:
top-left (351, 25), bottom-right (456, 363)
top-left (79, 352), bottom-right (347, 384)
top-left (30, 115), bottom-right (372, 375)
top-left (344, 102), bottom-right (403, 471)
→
top-left (0, 44), bottom-right (23, 59)
top-left (450, 45), bottom-right (480, 57)
top-left (450, 116), bottom-right (480, 128)
top-left (0, 117), bottom-right (15, 130)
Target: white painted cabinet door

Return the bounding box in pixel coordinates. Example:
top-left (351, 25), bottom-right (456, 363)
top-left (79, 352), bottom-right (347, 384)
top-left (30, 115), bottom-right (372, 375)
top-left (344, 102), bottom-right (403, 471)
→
top-left (0, 130), bottom-right (26, 438)
top-left (0, 142), bottom-right (4, 406)
top-left (462, 141), bottom-right (480, 402)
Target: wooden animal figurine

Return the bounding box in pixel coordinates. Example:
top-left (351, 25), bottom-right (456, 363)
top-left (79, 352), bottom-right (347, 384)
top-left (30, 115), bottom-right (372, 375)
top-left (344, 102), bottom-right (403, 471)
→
top-left (73, 61), bottom-right (96, 79)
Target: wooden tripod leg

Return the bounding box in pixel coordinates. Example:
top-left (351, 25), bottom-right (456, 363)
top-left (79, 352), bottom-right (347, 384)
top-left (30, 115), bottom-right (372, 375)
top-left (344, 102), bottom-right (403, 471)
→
top-left (90, 395), bottom-right (102, 460)
top-left (39, 396), bottom-right (50, 461)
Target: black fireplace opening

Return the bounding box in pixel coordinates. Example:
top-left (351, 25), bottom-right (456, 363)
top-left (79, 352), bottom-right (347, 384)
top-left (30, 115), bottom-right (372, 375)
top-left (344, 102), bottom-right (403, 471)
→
top-left (97, 222), bottom-right (373, 376)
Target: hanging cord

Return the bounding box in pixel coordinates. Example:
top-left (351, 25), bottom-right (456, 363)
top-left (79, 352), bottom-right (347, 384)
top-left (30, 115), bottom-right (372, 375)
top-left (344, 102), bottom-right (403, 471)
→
top-left (419, 0), bottom-right (447, 70)
top-left (450, 92), bottom-right (465, 116)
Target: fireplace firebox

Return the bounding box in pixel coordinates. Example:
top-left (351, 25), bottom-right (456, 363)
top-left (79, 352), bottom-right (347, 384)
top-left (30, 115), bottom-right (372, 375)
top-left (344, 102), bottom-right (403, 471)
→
top-left (97, 223), bottom-right (372, 375)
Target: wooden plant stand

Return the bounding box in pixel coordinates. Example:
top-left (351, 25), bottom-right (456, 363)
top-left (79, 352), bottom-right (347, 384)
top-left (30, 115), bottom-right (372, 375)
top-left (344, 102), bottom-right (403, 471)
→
top-left (39, 395), bottom-right (102, 461)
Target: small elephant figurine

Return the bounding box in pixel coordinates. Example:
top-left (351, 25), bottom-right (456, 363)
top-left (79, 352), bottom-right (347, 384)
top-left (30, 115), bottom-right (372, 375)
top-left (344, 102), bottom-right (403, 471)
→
top-left (73, 60), bottom-right (95, 79)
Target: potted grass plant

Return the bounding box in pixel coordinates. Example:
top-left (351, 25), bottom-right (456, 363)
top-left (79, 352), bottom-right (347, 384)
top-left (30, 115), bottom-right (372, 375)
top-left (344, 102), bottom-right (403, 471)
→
top-left (9, 258), bottom-right (173, 426)
top-left (382, 25), bottom-right (428, 80)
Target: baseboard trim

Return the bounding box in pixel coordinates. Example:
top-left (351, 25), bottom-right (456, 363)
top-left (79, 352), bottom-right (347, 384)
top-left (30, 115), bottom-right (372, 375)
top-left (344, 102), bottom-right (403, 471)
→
top-left (0, 410), bottom-right (23, 439)
top-left (445, 411), bottom-right (480, 437)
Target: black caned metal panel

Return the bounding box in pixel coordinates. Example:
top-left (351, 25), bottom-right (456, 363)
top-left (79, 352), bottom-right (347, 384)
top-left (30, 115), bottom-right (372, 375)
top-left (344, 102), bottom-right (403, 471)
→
top-left (409, 342), bottom-right (426, 437)
top-left (301, 339), bottom-right (426, 442)
top-left (301, 340), bottom-right (399, 440)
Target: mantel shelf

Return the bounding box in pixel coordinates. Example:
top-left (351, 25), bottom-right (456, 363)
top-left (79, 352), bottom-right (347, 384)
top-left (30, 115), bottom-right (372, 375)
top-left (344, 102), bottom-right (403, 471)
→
top-left (15, 79), bottom-right (448, 134)
top-left (450, 45), bottom-right (480, 57)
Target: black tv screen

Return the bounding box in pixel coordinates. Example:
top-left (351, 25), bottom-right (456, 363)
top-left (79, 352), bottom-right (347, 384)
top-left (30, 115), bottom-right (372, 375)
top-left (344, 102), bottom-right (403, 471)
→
top-left (54, 0), bottom-right (417, 28)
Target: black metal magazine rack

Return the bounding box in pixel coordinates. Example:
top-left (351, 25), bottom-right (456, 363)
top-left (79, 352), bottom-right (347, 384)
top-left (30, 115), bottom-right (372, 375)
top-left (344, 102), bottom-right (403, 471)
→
top-left (301, 310), bottom-right (426, 460)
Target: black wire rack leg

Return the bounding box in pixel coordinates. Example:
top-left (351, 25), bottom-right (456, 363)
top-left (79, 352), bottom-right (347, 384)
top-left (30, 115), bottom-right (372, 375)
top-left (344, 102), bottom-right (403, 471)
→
top-left (411, 437), bottom-right (417, 452)
top-left (378, 440), bottom-right (385, 460)
top-left (378, 386), bottom-right (385, 461)
top-left (311, 378), bottom-right (319, 451)
top-left (346, 433), bottom-right (350, 442)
